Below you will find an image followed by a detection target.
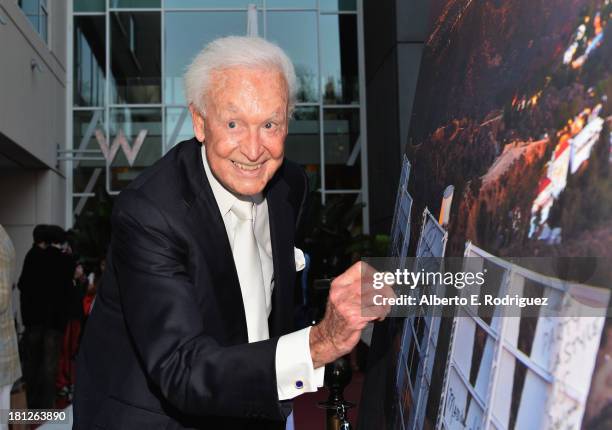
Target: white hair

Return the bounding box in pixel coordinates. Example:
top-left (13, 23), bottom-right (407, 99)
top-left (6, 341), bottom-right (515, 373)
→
top-left (183, 36), bottom-right (297, 115)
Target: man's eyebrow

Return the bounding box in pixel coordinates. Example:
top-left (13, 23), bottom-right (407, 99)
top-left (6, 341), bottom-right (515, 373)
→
top-left (267, 110), bottom-right (286, 119)
top-left (225, 103), bottom-right (240, 113)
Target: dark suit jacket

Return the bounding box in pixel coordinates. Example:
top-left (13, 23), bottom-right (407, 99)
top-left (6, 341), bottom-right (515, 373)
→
top-left (74, 138), bottom-right (309, 429)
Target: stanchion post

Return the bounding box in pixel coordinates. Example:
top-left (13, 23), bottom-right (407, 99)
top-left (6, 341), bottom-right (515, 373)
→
top-left (317, 357), bottom-right (355, 430)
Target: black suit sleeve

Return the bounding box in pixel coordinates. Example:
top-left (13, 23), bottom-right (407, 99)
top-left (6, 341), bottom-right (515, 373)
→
top-left (111, 189), bottom-right (283, 420)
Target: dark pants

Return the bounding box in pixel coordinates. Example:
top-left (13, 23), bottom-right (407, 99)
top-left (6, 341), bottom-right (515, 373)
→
top-left (20, 326), bottom-right (62, 409)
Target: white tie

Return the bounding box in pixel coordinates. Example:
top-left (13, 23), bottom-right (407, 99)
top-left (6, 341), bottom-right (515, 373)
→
top-left (230, 199), bottom-right (269, 342)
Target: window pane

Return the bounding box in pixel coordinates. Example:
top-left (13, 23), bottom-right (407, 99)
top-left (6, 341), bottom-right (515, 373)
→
top-left (73, 110), bottom-right (106, 172)
top-left (108, 108), bottom-right (162, 191)
top-left (72, 192), bottom-right (114, 231)
top-left (19, 0), bottom-right (39, 34)
top-left (285, 107), bottom-right (320, 181)
top-left (73, 194), bottom-right (104, 219)
top-left (320, 0), bottom-right (357, 11)
top-left (73, 110), bottom-right (106, 216)
top-left (324, 108), bottom-right (360, 189)
top-left (164, 11), bottom-right (250, 105)
top-left (320, 14), bottom-right (359, 104)
top-left (165, 0), bottom-right (260, 7)
top-left (74, 16), bottom-right (106, 106)
top-left (40, 7), bottom-right (48, 42)
top-left (267, 11), bottom-right (318, 103)
top-left (74, 0), bottom-right (105, 12)
top-left (74, 166), bottom-right (104, 197)
top-left (266, 0), bottom-right (316, 8)
top-left (165, 107), bottom-right (194, 151)
top-left (110, 0), bottom-right (161, 8)
top-left (72, 110), bottom-right (106, 203)
top-left (323, 194), bottom-right (362, 234)
top-left (110, 12), bottom-right (161, 104)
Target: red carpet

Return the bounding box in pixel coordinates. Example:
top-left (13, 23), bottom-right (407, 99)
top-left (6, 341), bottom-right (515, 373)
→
top-left (27, 372), bottom-right (365, 429)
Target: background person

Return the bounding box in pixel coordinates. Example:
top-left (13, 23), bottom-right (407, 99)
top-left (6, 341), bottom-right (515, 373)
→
top-left (19, 225), bottom-right (73, 409)
top-left (56, 261), bottom-right (88, 401)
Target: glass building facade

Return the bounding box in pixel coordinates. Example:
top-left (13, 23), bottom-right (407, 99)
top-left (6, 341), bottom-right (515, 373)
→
top-left (18, 0), bottom-right (49, 43)
top-left (69, 0), bottom-right (368, 231)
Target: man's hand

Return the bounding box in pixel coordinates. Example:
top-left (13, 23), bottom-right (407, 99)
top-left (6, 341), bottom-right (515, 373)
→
top-left (309, 261), bottom-right (394, 368)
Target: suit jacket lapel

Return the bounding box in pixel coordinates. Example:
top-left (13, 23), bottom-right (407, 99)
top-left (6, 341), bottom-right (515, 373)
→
top-left (266, 167), bottom-right (296, 338)
top-left (180, 139), bottom-right (249, 343)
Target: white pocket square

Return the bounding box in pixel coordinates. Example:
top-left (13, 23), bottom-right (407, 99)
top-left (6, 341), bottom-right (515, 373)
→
top-left (294, 247), bottom-right (306, 272)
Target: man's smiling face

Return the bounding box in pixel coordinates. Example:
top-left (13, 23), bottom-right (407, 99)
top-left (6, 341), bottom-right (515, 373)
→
top-left (191, 66), bottom-right (289, 196)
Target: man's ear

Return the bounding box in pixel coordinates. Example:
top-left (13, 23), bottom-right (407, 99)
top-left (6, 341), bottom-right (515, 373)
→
top-left (189, 104), bottom-right (206, 143)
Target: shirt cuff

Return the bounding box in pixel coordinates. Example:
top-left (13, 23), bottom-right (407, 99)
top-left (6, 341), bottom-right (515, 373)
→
top-left (276, 326), bottom-right (325, 400)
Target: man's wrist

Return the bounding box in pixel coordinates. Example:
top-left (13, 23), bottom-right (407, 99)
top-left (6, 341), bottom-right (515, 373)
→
top-left (309, 324), bottom-right (333, 369)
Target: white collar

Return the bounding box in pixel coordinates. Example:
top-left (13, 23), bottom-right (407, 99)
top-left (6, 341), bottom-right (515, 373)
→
top-left (201, 145), bottom-right (263, 215)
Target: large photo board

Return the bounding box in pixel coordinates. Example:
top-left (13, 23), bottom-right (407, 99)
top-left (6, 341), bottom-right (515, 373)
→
top-left (359, 1), bottom-right (612, 428)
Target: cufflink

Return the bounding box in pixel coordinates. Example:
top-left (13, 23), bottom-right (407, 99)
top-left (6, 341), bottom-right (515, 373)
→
top-left (295, 380), bottom-right (304, 389)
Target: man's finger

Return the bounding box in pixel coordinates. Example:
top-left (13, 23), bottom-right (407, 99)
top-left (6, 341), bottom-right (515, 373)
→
top-left (333, 260), bottom-right (369, 286)
top-left (360, 262), bottom-right (379, 280)
top-left (361, 283), bottom-right (395, 320)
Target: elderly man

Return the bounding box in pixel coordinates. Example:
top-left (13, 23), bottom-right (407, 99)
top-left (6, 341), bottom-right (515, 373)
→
top-left (74, 36), bottom-right (386, 429)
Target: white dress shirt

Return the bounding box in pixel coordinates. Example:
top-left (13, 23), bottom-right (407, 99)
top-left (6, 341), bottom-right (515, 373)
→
top-left (201, 147), bottom-right (324, 400)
